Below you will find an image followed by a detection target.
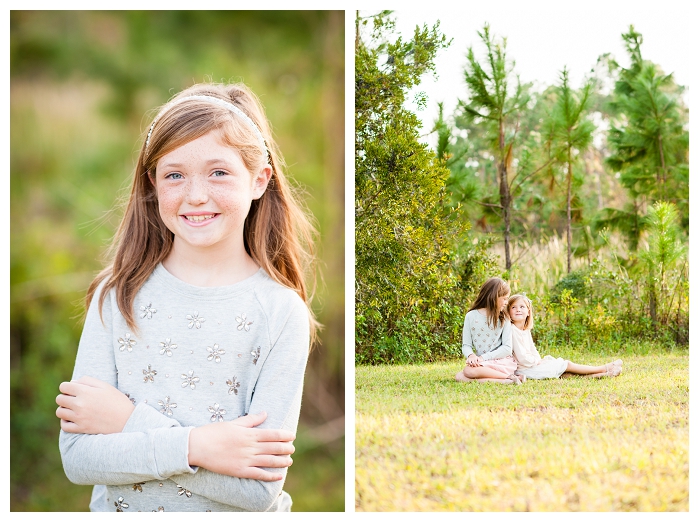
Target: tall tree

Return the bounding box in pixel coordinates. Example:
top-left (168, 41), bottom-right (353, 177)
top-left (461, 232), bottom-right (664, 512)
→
top-left (549, 68), bottom-right (595, 273)
top-left (355, 11), bottom-right (464, 363)
top-left (458, 24), bottom-right (529, 269)
top-left (606, 26), bottom-right (689, 230)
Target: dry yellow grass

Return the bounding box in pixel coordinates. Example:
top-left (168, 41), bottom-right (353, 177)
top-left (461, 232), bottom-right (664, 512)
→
top-left (355, 351), bottom-right (688, 511)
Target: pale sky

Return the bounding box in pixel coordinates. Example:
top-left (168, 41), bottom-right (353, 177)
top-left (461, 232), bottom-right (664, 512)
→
top-left (388, 0), bottom-right (693, 143)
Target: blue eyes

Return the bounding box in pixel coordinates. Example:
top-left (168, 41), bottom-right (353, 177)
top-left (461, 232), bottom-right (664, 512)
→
top-left (164, 170), bottom-right (227, 180)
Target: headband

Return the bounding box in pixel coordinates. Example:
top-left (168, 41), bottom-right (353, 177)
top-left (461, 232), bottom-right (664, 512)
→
top-left (145, 94), bottom-right (269, 158)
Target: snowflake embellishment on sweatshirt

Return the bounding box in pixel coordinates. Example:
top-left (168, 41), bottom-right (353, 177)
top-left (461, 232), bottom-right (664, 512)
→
top-left (236, 313), bottom-right (253, 331)
top-left (118, 333), bottom-right (137, 352)
top-left (186, 312), bottom-right (205, 329)
top-left (140, 303), bottom-right (156, 319)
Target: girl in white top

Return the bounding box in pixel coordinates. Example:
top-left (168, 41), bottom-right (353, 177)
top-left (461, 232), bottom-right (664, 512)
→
top-left (455, 277), bottom-right (523, 385)
top-left (508, 294), bottom-right (622, 379)
top-left (54, 82), bottom-right (319, 511)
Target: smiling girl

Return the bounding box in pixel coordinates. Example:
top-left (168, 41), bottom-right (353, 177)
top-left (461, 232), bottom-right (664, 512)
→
top-left (455, 277), bottom-right (522, 385)
top-left (508, 294), bottom-right (622, 379)
top-left (55, 83), bottom-right (317, 512)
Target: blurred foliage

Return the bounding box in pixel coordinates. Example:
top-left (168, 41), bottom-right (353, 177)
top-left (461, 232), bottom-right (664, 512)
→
top-left (10, 10), bottom-right (344, 512)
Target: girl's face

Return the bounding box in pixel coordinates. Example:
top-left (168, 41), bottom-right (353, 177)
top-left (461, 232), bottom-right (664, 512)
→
top-left (509, 298), bottom-right (529, 324)
top-left (498, 292), bottom-right (510, 311)
top-left (154, 130), bottom-right (271, 256)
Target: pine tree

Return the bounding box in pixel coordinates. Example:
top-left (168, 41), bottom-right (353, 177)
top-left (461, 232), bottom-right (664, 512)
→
top-left (458, 24), bottom-right (530, 270)
top-left (606, 26), bottom-right (689, 232)
top-left (549, 68), bottom-right (595, 273)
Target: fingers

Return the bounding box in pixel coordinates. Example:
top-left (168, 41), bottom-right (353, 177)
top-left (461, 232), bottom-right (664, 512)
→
top-left (242, 468), bottom-right (284, 482)
top-left (74, 375), bottom-right (106, 388)
top-left (257, 441), bottom-right (296, 456)
top-left (58, 381), bottom-right (81, 396)
top-left (231, 411), bottom-right (268, 428)
top-left (55, 393), bottom-right (75, 409)
top-left (60, 418), bottom-right (79, 433)
top-left (255, 455), bottom-right (293, 469)
top-left (56, 405), bottom-right (75, 422)
top-left (255, 429), bottom-right (296, 443)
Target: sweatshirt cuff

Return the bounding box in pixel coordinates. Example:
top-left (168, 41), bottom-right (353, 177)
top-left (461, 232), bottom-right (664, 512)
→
top-left (122, 402), bottom-right (180, 432)
top-left (152, 425), bottom-right (197, 477)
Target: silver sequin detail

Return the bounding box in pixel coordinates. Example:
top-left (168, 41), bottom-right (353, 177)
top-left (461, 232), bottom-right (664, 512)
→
top-left (118, 333), bottom-right (137, 352)
top-left (158, 396), bottom-right (177, 416)
top-left (125, 393), bottom-right (136, 405)
top-left (236, 313), bottom-right (253, 331)
top-left (143, 365), bottom-right (157, 383)
top-left (207, 343), bottom-right (225, 363)
top-left (251, 346), bottom-right (261, 365)
top-left (140, 303), bottom-right (156, 319)
top-left (159, 338), bottom-right (177, 357)
top-left (114, 496), bottom-right (129, 511)
top-left (226, 376), bottom-right (241, 395)
top-left (152, 506), bottom-right (165, 512)
top-left (181, 370), bottom-right (200, 389)
top-left (132, 482), bottom-right (145, 492)
top-left (176, 485), bottom-right (192, 498)
top-left (187, 312), bottom-right (205, 329)
top-left (208, 403), bottom-right (226, 422)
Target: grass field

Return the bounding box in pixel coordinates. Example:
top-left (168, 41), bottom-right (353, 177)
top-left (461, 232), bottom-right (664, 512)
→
top-left (355, 347), bottom-right (688, 511)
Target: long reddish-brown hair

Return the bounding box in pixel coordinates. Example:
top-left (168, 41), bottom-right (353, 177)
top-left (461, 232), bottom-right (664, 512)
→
top-left (86, 82), bottom-right (319, 344)
top-left (468, 277), bottom-right (511, 329)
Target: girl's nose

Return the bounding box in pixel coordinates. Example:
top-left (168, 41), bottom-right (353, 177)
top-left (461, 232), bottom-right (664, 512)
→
top-left (186, 177), bottom-right (209, 204)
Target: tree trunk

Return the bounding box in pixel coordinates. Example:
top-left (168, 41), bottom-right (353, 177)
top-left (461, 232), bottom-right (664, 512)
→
top-left (657, 133), bottom-right (667, 199)
top-left (566, 147), bottom-right (572, 274)
top-left (498, 120), bottom-right (511, 270)
top-left (649, 285), bottom-right (657, 323)
top-left (499, 159), bottom-right (512, 270)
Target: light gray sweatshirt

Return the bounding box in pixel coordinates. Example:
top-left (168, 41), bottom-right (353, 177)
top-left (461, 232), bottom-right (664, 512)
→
top-left (461, 309), bottom-right (513, 360)
top-left (59, 264), bottom-right (310, 512)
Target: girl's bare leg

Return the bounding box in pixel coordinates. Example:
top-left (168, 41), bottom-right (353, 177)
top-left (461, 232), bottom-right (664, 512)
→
top-left (566, 362), bottom-right (605, 375)
top-left (567, 360), bottom-right (622, 377)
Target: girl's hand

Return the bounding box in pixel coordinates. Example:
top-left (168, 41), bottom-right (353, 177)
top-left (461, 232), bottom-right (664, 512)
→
top-left (56, 376), bottom-right (135, 434)
top-left (467, 354), bottom-right (482, 367)
top-left (188, 411), bottom-right (295, 481)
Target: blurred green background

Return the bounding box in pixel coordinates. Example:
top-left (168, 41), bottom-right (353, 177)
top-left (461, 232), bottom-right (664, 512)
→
top-left (10, 10), bottom-right (345, 512)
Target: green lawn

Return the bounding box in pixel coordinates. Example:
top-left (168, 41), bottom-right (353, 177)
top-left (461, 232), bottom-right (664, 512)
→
top-left (355, 349), bottom-right (688, 511)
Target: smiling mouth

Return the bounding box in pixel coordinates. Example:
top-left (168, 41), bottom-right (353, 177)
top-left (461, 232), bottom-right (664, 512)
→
top-left (183, 214), bottom-right (217, 222)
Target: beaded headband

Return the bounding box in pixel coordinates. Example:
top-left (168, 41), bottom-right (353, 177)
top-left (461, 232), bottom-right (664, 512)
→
top-left (144, 94), bottom-right (269, 158)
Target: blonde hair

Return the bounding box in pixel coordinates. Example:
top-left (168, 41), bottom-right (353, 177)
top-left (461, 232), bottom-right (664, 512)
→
top-left (507, 294), bottom-right (534, 330)
top-left (468, 277), bottom-right (511, 329)
top-left (86, 82), bottom-right (319, 344)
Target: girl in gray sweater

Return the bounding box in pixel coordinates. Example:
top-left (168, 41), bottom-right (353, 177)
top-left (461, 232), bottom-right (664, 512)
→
top-left (455, 277), bottom-right (522, 384)
top-left (55, 83), bottom-right (318, 512)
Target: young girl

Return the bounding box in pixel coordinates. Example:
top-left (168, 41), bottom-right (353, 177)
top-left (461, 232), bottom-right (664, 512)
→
top-left (455, 277), bottom-right (523, 385)
top-left (55, 82), bottom-right (318, 512)
top-left (508, 294), bottom-right (622, 379)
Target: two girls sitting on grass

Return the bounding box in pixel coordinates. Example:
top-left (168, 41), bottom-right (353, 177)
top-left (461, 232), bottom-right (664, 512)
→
top-left (454, 277), bottom-right (523, 385)
top-left (455, 278), bottom-right (622, 385)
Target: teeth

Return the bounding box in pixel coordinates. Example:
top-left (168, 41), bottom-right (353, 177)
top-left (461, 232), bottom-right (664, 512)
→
top-left (185, 214), bottom-right (214, 222)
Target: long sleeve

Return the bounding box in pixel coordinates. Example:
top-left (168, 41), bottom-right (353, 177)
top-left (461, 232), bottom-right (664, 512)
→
top-left (59, 267), bottom-right (310, 511)
top-left (480, 320), bottom-right (513, 361)
top-left (169, 293), bottom-right (309, 511)
top-left (461, 312), bottom-right (475, 358)
top-left (58, 285), bottom-right (196, 486)
top-left (511, 327), bottom-right (541, 368)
